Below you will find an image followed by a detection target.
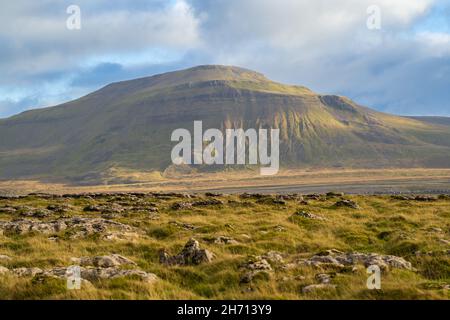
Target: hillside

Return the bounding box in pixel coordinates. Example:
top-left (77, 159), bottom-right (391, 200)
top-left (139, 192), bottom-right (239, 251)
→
top-left (409, 116), bottom-right (450, 127)
top-left (1, 65), bottom-right (450, 183)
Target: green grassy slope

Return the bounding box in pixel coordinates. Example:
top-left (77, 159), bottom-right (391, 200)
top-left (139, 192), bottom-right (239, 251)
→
top-left (1, 65), bottom-right (450, 182)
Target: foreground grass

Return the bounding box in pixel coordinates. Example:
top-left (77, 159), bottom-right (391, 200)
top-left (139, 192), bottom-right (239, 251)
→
top-left (0, 193), bottom-right (449, 300)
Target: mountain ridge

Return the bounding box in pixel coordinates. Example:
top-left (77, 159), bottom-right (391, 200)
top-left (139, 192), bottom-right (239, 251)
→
top-left (1, 65), bottom-right (450, 183)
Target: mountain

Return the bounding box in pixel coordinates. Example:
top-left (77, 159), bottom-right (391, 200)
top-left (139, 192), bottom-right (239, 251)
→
top-left (408, 116), bottom-right (450, 127)
top-left (1, 65), bottom-right (450, 183)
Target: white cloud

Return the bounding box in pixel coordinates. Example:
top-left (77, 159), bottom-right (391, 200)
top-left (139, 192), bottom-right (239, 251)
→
top-left (0, 0), bottom-right (201, 85)
top-left (377, 0), bottom-right (433, 24)
top-left (417, 31), bottom-right (450, 56)
top-left (0, 0), bottom-right (449, 117)
top-left (194, 0), bottom-right (434, 52)
top-left (189, 0), bottom-right (449, 115)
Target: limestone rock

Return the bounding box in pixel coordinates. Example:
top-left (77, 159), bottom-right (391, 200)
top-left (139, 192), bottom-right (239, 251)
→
top-left (0, 217), bottom-right (137, 240)
top-left (256, 197), bottom-right (286, 205)
top-left (74, 267), bottom-right (157, 283)
top-left (47, 204), bottom-right (72, 214)
top-left (0, 254), bottom-right (12, 262)
top-left (12, 254), bottom-right (157, 284)
top-left (315, 273), bottom-right (333, 284)
top-left (160, 238), bottom-right (214, 266)
top-left (261, 251), bottom-right (284, 265)
top-left (392, 195), bottom-right (437, 202)
top-left (0, 219), bottom-right (67, 235)
top-left (274, 225), bottom-right (285, 232)
top-left (334, 200), bottom-right (360, 209)
top-left (20, 209), bottom-right (52, 218)
top-left (83, 205), bottom-right (102, 212)
top-left (293, 210), bottom-right (326, 220)
top-left (414, 195), bottom-right (437, 202)
top-left (169, 221), bottom-right (197, 230)
top-left (205, 192), bottom-right (223, 197)
top-left (302, 283), bottom-right (337, 294)
top-left (239, 256), bottom-right (273, 283)
top-left (326, 192), bottom-right (344, 198)
top-left (305, 194), bottom-right (322, 200)
top-left (0, 266), bottom-right (9, 275)
top-left (240, 193), bottom-right (266, 199)
top-left (171, 202), bottom-right (193, 210)
top-left (192, 199), bottom-right (224, 206)
top-left (213, 236), bottom-right (238, 245)
top-left (298, 250), bottom-right (413, 271)
top-left (277, 194), bottom-right (301, 201)
top-left (12, 267), bottom-right (43, 277)
top-left (0, 207), bottom-right (18, 214)
top-left (72, 254), bottom-right (137, 268)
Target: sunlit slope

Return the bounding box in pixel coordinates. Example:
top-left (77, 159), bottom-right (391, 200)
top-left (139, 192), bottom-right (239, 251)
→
top-left (1, 65), bottom-right (450, 181)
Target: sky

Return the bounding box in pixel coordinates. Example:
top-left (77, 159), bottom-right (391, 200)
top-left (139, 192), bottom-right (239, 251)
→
top-left (0, 0), bottom-right (449, 118)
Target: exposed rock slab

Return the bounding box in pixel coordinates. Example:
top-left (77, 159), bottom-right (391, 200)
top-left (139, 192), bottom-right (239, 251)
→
top-left (0, 217), bottom-right (138, 240)
top-left (7, 255), bottom-right (157, 283)
top-left (297, 249), bottom-right (413, 271)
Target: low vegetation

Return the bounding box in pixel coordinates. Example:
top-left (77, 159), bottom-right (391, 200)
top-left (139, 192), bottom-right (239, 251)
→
top-left (0, 192), bottom-right (449, 300)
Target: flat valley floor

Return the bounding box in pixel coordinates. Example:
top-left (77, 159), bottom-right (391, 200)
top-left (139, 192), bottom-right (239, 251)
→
top-left (1, 168), bottom-right (450, 195)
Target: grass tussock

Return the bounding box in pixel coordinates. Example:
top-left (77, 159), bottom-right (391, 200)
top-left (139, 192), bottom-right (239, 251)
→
top-left (0, 193), bottom-right (449, 300)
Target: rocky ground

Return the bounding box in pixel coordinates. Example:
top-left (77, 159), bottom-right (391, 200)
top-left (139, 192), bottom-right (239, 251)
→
top-left (0, 192), bottom-right (449, 299)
